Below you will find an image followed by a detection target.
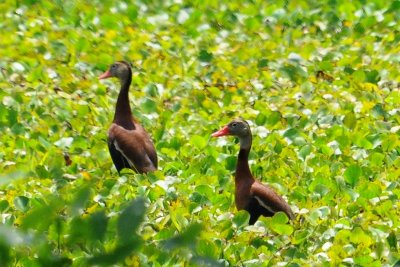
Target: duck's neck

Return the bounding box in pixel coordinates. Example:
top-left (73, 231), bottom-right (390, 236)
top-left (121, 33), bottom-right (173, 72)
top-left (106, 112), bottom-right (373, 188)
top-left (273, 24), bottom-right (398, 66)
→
top-left (235, 135), bottom-right (252, 182)
top-left (114, 73), bottom-right (135, 130)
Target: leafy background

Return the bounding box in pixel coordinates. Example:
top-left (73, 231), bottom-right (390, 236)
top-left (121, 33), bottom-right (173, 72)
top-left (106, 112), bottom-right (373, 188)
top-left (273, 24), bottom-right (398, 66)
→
top-left (1, 0), bottom-right (400, 266)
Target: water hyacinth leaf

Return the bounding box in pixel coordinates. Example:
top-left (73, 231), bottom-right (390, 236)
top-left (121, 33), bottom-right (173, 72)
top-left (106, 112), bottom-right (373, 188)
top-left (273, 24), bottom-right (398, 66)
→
top-left (267, 111), bottom-right (281, 126)
top-left (71, 186), bottom-right (92, 215)
top-left (292, 229), bottom-right (310, 244)
top-left (257, 58), bottom-right (269, 68)
top-left (89, 211), bottom-right (109, 241)
top-left (371, 104), bottom-right (386, 119)
top-left (269, 212), bottom-right (293, 235)
top-left (196, 239), bottom-right (219, 259)
top-left (369, 152), bottom-right (384, 167)
top-left (255, 113), bottom-right (266, 125)
top-left (352, 70), bottom-right (366, 82)
top-left (225, 156), bottom-right (237, 171)
top-left (343, 113), bottom-right (356, 129)
top-left (141, 98), bottom-right (157, 113)
top-left (0, 200), bottom-right (9, 212)
top-left (387, 232), bottom-right (397, 250)
top-left (162, 223), bottom-right (202, 250)
top-left (232, 210), bottom-right (250, 228)
top-left (198, 50), bottom-right (213, 62)
top-left (344, 165), bottom-right (362, 187)
top-left (14, 196), bottom-right (29, 212)
top-left (298, 145), bottom-right (311, 160)
top-left (190, 135), bottom-right (207, 149)
top-left (88, 238), bottom-right (143, 265)
top-left (118, 198), bottom-right (146, 243)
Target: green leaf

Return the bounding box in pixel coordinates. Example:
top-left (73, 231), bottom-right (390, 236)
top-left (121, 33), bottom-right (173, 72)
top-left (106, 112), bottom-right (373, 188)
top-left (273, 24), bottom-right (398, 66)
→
top-left (344, 165), bottom-right (362, 187)
top-left (89, 211), bottom-right (109, 241)
top-left (267, 111), bottom-right (281, 126)
top-left (162, 223), bottom-right (202, 250)
top-left (365, 70), bottom-right (380, 83)
top-left (127, 6), bottom-right (138, 20)
top-left (0, 200), bottom-right (9, 212)
top-left (271, 211), bottom-right (290, 224)
top-left (190, 135), bottom-right (207, 149)
top-left (268, 212), bottom-right (293, 235)
top-left (225, 156), bottom-right (237, 171)
top-left (232, 210), bottom-right (250, 228)
top-left (292, 229), bottom-right (310, 244)
top-left (141, 98), bottom-right (157, 113)
top-left (14, 196), bottom-right (29, 212)
top-left (88, 239), bottom-right (143, 265)
top-left (352, 70), bottom-right (366, 82)
top-left (117, 198), bottom-right (146, 243)
top-left (71, 186), bottom-right (91, 215)
top-left (371, 104), bottom-right (386, 118)
top-left (257, 59), bottom-right (269, 68)
top-left (255, 113), bottom-right (266, 125)
top-left (369, 152), bottom-right (384, 167)
top-left (196, 239), bottom-right (219, 259)
top-left (387, 232), bottom-right (397, 250)
top-left (298, 145), bottom-right (311, 160)
top-left (343, 113), bottom-right (356, 129)
top-left (198, 50), bottom-right (213, 62)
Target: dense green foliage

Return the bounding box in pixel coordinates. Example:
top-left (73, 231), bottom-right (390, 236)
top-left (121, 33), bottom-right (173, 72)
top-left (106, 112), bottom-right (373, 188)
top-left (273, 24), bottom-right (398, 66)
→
top-left (1, 0), bottom-right (400, 265)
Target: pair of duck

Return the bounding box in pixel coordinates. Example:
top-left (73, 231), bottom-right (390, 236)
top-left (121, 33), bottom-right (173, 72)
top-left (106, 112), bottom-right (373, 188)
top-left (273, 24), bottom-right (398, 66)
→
top-left (99, 61), bottom-right (294, 225)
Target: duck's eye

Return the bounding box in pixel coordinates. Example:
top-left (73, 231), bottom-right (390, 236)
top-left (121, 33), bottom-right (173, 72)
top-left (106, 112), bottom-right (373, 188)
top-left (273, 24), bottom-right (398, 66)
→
top-left (111, 64), bottom-right (117, 69)
top-left (232, 123), bottom-right (237, 127)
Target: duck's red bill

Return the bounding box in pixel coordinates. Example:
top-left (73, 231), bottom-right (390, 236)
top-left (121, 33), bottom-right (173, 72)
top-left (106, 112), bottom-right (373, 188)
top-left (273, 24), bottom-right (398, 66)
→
top-left (212, 126), bottom-right (230, 137)
top-left (99, 70), bottom-right (111, 79)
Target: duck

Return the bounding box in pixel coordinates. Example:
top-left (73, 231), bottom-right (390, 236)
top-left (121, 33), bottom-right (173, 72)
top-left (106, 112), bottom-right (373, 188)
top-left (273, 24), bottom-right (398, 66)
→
top-left (99, 61), bottom-right (157, 174)
top-left (212, 118), bottom-right (294, 224)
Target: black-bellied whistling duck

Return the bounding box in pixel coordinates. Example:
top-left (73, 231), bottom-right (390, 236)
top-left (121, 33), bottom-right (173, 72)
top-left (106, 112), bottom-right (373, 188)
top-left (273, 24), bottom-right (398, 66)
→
top-left (212, 118), bottom-right (294, 225)
top-left (99, 61), bottom-right (157, 174)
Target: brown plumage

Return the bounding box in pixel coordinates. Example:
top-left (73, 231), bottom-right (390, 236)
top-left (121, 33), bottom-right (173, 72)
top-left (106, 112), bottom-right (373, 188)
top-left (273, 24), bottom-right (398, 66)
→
top-left (212, 118), bottom-right (294, 225)
top-left (99, 61), bottom-right (157, 174)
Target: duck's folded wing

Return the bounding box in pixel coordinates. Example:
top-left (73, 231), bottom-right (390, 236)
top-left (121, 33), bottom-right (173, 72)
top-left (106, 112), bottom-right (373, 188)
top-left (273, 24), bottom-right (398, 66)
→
top-left (108, 125), bottom-right (157, 173)
top-left (251, 182), bottom-right (294, 219)
top-left (144, 139), bottom-right (158, 169)
top-left (108, 138), bottom-right (131, 172)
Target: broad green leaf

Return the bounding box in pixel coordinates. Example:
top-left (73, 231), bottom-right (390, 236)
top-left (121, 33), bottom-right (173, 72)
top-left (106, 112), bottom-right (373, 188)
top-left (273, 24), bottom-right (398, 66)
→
top-left (267, 111), bottom-right (281, 126)
top-left (14, 196), bottom-right (29, 212)
top-left (369, 152), bottom-right (384, 167)
top-left (89, 211), bottom-right (109, 241)
top-left (88, 239), bottom-right (143, 265)
top-left (292, 229), bottom-right (310, 244)
top-left (198, 50), bottom-right (213, 62)
top-left (117, 198), bottom-right (146, 243)
top-left (162, 223), bottom-right (202, 250)
top-left (298, 145), bottom-right (311, 160)
top-left (0, 200), bottom-right (9, 212)
top-left (232, 210), bottom-right (250, 228)
top-left (343, 113), bottom-right (356, 129)
top-left (141, 98), bottom-right (157, 113)
top-left (344, 165), bottom-right (362, 187)
top-left (352, 70), bottom-right (366, 82)
top-left (255, 113), bottom-right (266, 125)
top-left (71, 186), bottom-right (91, 215)
top-left (190, 135), bottom-right (207, 149)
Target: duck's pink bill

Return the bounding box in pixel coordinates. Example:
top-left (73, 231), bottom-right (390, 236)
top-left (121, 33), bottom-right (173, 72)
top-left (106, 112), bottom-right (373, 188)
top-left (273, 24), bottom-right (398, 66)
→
top-left (99, 70), bottom-right (111, 79)
top-left (212, 126), bottom-right (230, 137)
